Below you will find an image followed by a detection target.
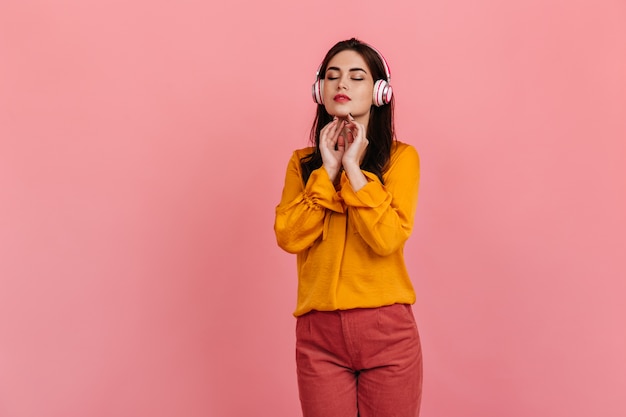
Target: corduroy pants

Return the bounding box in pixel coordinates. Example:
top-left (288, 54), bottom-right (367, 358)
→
top-left (296, 304), bottom-right (423, 417)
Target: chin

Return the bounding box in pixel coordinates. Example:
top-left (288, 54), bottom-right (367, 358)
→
top-left (325, 106), bottom-right (350, 118)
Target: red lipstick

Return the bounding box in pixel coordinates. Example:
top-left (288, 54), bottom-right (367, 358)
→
top-left (333, 94), bottom-right (350, 103)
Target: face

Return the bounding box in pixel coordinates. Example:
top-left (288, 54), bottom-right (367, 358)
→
top-left (322, 50), bottom-right (374, 123)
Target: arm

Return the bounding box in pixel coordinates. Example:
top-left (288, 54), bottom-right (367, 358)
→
top-left (339, 144), bottom-right (420, 256)
top-left (274, 151), bottom-right (345, 254)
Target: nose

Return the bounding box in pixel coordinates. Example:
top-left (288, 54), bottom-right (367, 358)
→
top-left (337, 75), bottom-right (348, 90)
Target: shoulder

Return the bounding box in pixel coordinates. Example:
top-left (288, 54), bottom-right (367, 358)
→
top-left (390, 141), bottom-right (419, 166)
top-left (383, 141), bottom-right (420, 183)
top-left (282, 147), bottom-right (315, 168)
top-left (292, 146), bottom-right (316, 160)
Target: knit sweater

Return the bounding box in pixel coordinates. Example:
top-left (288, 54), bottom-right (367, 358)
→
top-left (274, 141), bottom-right (420, 317)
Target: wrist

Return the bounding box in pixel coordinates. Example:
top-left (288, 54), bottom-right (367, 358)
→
top-left (343, 164), bottom-right (367, 191)
top-left (323, 165), bottom-right (340, 183)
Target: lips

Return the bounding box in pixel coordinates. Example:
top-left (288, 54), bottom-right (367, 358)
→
top-left (333, 94), bottom-right (351, 102)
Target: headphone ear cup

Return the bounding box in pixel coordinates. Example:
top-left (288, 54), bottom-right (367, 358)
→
top-left (373, 79), bottom-right (393, 107)
top-left (312, 79), bottom-right (324, 104)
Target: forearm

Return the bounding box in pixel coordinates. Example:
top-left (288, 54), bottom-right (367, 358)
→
top-left (339, 144), bottom-right (420, 255)
top-left (275, 203), bottom-right (327, 253)
top-left (275, 157), bottom-right (345, 253)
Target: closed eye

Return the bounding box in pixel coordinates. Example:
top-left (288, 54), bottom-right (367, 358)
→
top-left (326, 77), bottom-right (364, 81)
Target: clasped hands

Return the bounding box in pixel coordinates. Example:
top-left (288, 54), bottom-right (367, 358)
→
top-left (320, 114), bottom-right (369, 187)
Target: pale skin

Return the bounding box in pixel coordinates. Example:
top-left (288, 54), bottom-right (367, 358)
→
top-left (319, 50), bottom-right (376, 191)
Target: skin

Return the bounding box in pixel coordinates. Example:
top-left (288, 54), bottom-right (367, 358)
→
top-left (318, 50), bottom-right (373, 191)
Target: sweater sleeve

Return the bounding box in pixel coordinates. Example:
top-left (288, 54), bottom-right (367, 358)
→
top-left (274, 151), bottom-right (345, 254)
top-left (338, 144), bottom-right (420, 256)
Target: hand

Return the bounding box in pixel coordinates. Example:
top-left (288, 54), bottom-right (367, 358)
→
top-left (341, 114), bottom-right (369, 171)
top-left (319, 117), bottom-right (347, 182)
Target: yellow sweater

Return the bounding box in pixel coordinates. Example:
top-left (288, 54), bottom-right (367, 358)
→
top-left (275, 141), bottom-right (420, 317)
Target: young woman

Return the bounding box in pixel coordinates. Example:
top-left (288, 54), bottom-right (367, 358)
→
top-left (274, 38), bottom-right (423, 417)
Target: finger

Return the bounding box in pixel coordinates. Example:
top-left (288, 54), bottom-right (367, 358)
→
top-left (346, 115), bottom-right (365, 138)
top-left (329, 120), bottom-right (344, 144)
top-left (345, 122), bottom-right (361, 142)
top-left (320, 118), bottom-right (338, 136)
top-left (346, 114), bottom-right (359, 131)
top-left (346, 127), bottom-right (355, 144)
top-left (337, 134), bottom-right (345, 151)
top-left (320, 119), bottom-right (339, 146)
top-left (343, 132), bottom-right (352, 152)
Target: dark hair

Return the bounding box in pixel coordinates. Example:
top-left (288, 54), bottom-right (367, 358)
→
top-left (300, 38), bottom-right (395, 184)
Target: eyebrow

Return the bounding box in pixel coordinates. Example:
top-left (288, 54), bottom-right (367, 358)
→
top-left (326, 66), bottom-right (368, 74)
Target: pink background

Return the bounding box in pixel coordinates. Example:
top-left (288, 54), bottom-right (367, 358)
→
top-left (1, 1), bottom-right (625, 416)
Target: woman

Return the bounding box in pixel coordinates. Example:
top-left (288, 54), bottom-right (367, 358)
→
top-left (274, 38), bottom-right (422, 417)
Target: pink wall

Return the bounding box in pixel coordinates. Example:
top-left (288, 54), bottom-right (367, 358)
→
top-left (1, 1), bottom-right (625, 416)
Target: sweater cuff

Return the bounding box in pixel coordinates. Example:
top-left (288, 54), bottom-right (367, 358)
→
top-left (340, 171), bottom-right (389, 207)
top-left (305, 168), bottom-right (345, 212)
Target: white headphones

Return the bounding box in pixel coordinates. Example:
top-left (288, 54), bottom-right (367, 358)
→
top-left (311, 45), bottom-right (393, 107)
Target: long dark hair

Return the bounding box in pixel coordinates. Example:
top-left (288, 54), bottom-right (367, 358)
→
top-left (300, 38), bottom-right (395, 184)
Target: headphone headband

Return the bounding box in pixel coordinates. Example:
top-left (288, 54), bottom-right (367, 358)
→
top-left (368, 46), bottom-right (392, 83)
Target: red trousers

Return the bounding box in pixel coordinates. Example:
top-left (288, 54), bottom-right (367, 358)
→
top-left (296, 304), bottom-right (423, 417)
